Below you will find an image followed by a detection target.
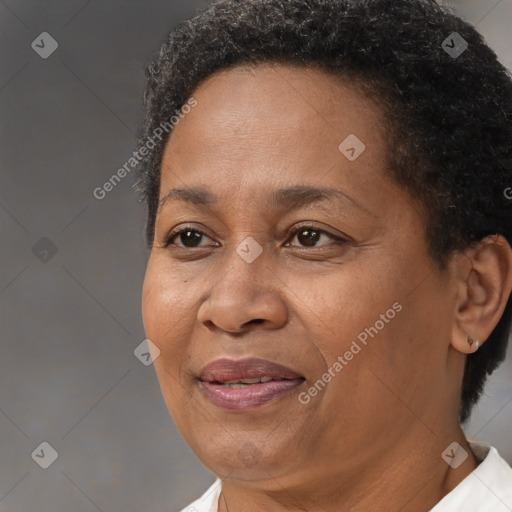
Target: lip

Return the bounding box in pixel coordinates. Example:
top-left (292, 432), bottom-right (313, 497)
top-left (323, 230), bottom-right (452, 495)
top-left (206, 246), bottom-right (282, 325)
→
top-left (198, 357), bottom-right (305, 411)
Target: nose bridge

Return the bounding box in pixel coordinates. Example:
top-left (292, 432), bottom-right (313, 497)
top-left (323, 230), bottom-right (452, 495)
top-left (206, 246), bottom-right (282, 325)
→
top-left (197, 235), bottom-right (288, 333)
top-left (217, 234), bottom-right (270, 303)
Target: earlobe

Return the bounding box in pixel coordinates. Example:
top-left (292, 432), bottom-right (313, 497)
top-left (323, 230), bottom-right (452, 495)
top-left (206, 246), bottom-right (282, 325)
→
top-left (450, 235), bottom-right (512, 355)
top-left (451, 330), bottom-right (480, 355)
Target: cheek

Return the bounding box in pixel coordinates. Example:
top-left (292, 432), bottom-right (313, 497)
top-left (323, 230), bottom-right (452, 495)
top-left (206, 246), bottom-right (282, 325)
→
top-left (142, 262), bottom-right (198, 416)
top-left (299, 254), bottom-right (430, 399)
top-left (321, 267), bottom-right (454, 415)
top-left (142, 259), bottom-right (198, 358)
top-left (294, 261), bottom-right (397, 359)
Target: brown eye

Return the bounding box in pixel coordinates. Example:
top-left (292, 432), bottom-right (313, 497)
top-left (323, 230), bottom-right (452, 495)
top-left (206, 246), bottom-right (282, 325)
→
top-left (287, 226), bottom-right (341, 248)
top-left (179, 230), bottom-right (204, 247)
top-left (165, 227), bottom-right (212, 248)
top-left (296, 228), bottom-right (321, 247)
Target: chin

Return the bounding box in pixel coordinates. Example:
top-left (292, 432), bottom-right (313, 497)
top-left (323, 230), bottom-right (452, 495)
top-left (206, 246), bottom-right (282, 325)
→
top-left (188, 429), bottom-right (297, 481)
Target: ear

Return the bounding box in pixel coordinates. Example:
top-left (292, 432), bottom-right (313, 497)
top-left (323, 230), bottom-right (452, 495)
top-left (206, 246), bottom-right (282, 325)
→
top-left (451, 235), bottom-right (512, 354)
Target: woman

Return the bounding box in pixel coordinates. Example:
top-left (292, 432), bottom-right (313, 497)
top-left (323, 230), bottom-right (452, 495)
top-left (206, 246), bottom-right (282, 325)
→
top-left (136, 0), bottom-right (512, 510)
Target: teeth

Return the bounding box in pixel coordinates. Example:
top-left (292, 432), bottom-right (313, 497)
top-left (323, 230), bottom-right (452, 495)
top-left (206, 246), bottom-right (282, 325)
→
top-left (222, 377), bottom-right (274, 386)
top-left (240, 377), bottom-right (262, 384)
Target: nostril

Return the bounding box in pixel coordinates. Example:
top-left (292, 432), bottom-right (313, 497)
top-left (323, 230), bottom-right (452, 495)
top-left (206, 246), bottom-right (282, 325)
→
top-left (202, 320), bottom-right (216, 330)
top-left (248, 319), bottom-right (265, 325)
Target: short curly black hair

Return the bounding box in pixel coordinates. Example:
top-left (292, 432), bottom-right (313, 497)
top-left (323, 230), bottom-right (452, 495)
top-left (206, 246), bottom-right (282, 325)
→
top-left (135, 0), bottom-right (512, 423)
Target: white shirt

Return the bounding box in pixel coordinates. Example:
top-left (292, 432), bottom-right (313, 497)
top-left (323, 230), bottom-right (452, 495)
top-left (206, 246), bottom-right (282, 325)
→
top-left (179, 443), bottom-right (512, 512)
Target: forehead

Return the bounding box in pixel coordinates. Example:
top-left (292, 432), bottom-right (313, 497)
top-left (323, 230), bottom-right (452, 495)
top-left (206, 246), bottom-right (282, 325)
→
top-left (159, 64), bottom-right (390, 205)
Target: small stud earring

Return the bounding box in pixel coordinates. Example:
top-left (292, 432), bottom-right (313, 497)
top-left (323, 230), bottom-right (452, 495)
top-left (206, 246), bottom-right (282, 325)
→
top-left (468, 336), bottom-right (480, 352)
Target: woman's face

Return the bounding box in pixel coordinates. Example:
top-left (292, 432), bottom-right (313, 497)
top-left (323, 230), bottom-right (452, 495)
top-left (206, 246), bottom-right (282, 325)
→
top-left (142, 64), bottom-right (463, 484)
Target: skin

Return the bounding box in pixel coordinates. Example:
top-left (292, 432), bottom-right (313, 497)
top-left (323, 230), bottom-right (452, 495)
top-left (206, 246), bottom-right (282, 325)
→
top-left (142, 64), bottom-right (512, 512)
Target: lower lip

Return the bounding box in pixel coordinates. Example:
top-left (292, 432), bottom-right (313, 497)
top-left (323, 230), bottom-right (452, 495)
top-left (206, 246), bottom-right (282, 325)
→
top-left (199, 379), bottom-right (304, 411)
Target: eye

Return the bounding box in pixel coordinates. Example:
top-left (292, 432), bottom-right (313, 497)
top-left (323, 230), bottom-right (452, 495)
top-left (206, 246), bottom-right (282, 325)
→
top-left (164, 226), bottom-right (215, 248)
top-left (164, 224), bottom-right (345, 250)
top-left (285, 225), bottom-right (344, 248)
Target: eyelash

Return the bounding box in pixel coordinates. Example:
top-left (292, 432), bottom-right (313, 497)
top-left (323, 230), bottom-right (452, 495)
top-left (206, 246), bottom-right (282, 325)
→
top-left (163, 224), bottom-right (346, 249)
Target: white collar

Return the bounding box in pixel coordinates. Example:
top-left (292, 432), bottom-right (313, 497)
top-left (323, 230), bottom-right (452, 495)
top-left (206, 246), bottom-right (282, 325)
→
top-left (430, 442), bottom-right (512, 511)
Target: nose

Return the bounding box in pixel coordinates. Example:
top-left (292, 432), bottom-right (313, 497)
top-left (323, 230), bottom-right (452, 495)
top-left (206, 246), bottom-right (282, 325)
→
top-left (196, 243), bottom-right (288, 335)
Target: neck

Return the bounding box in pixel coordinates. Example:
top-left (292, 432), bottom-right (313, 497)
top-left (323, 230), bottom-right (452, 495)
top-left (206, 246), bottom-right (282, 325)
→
top-left (217, 426), bottom-right (477, 512)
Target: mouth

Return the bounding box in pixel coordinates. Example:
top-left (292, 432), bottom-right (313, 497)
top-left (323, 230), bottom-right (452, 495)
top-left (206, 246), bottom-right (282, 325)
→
top-left (198, 357), bottom-right (305, 411)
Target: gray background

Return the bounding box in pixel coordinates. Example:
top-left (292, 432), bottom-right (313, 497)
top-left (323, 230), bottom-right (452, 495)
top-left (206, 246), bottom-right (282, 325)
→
top-left (0, 0), bottom-right (511, 510)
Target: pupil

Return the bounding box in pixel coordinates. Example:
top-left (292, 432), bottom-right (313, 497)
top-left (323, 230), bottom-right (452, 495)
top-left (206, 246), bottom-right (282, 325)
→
top-left (298, 229), bottom-right (320, 247)
top-left (181, 230), bottom-right (202, 247)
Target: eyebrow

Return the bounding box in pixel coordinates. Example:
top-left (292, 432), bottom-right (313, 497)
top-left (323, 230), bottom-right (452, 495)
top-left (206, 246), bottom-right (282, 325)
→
top-left (158, 184), bottom-right (372, 216)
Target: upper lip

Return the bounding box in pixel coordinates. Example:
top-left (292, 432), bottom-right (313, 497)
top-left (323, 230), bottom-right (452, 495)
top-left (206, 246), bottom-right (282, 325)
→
top-left (198, 357), bottom-right (303, 383)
